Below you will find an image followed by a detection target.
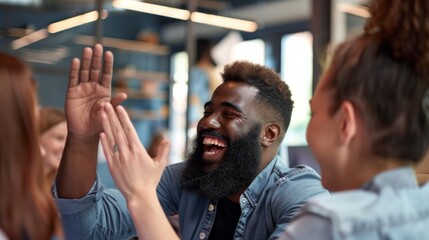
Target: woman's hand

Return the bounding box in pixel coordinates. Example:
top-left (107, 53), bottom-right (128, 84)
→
top-left (99, 103), bottom-right (169, 201)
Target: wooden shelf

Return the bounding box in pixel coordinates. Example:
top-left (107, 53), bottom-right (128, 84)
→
top-left (126, 106), bottom-right (169, 121)
top-left (113, 88), bottom-right (167, 100)
top-left (114, 68), bottom-right (168, 82)
top-left (74, 35), bottom-right (170, 55)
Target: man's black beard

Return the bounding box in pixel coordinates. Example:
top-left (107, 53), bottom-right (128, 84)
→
top-left (180, 125), bottom-right (262, 200)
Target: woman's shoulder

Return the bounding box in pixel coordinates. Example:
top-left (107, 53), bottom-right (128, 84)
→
top-left (298, 186), bottom-right (429, 238)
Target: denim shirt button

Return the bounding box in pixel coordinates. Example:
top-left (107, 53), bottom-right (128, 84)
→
top-left (242, 198), bottom-right (247, 203)
top-left (208, 204), bottom-right (215, 211)
top-left (199, 232), bottom-right (206, 239)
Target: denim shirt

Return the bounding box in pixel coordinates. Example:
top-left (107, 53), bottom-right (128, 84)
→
top-left (53, 156), bottom-right (328, 240)
top-left (280, 167), bottom-right (429, 240)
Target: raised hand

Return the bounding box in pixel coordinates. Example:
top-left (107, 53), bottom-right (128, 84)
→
top-left (56, 44), bottom-right (127, 198)
top-left (99, 103), bottom-right (177, 240)
top-left (66, 44), bottom-right (126, 137)
top-left (100, 103), bottom-right (170, 201)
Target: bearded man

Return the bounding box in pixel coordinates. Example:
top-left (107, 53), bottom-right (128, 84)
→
top-left (54, 44), bottom-right (328, 240)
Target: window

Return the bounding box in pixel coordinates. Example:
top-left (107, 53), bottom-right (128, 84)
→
top-left (169, 52), bottom-right (189, 164)
top-left (281, 31), bottom-right (313, 146)
top-left (230, 39), bottom-right (265, 65)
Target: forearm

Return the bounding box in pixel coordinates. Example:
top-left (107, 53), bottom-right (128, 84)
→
top-left (56, 132), bottom-right (99, 198)
top-left (127, 192), bottom-right (179, 240)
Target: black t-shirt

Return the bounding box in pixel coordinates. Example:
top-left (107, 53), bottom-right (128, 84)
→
top-left (208, 198), bottom-right (242, 240)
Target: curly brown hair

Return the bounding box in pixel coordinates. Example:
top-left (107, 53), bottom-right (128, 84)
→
top-left (325, 0), bottom-right (429, 163)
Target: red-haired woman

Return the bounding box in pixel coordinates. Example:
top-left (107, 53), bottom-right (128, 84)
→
top-left (0, 53), bottom-right (63, 239)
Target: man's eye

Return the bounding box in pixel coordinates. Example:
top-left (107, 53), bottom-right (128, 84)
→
top-left (223, 112), bottom-right (235, 117)
top-left (203, 111), bottom-right (213, 117)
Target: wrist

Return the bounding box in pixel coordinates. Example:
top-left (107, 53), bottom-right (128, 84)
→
top-left (127, 191), bottom-right (159, 211)
top-left (67, 131), bottom-right (99, 144)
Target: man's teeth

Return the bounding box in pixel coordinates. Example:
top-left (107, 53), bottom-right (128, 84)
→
top-left (203, 137), bottom-right (226, 147)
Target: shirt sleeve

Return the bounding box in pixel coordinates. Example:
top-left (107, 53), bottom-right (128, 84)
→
top-left (269, 167), bottom-right (330, 239)
top-left (52, 165), bottom-right (182, 240)
top-left (52, 175), bottom-right (137, 240)
top-left (157, 162), bottom-right (184, 215)
top-left (278, 214), bottom-right (335, 240)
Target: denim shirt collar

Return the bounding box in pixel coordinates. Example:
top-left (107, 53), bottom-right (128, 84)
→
top-left (362, 166), bottom-right (418, 193)
top-left (240, 155), bottom-right (281, 208)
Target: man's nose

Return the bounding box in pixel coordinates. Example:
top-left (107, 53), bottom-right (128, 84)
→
top-left (199, 113), bottom-right (221, 130)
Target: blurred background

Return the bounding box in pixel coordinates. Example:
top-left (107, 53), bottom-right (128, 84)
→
top-left (0, 0), bottom-right (369, 177)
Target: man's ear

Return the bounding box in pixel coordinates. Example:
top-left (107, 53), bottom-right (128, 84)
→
top-left (261, 123), bottom-right (281, 147)
top-left (339, 101), bottom-right (357, 144)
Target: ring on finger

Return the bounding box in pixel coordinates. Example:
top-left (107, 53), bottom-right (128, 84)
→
top-left (112, 144), bottom-right (119, 153)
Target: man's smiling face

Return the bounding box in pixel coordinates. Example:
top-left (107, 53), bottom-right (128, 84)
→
top-left (197, 81), bottom-right (261, 171)
top-left (181, 81), bottom-right (264, 199)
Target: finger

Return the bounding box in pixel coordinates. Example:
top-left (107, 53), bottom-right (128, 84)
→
top-left (155, 140), bottom-right (170, 167)
top-left (89, 44), bottom-right (103, 83)
top-left (115, 105), bottom-right (142, 151)
top-left (105, 103), bottom-right (129, 151)
top-left (100, 132), bottom-right (114, 165)
top-left (68, 58), bottom-right (80, 88)
top-left (79, 47), bottom-right (93, 82)
top-left (100, 109), bottom-right (117, 158)
top-left (101, 132), bottom-right (124, 192)
top-left (101, 51), bottom-right (114, 87)
top-left (111, 93), bottom-right (128, 107)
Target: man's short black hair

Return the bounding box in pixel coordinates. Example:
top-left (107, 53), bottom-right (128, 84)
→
top-left (221, 61), bottom-right (294, 133)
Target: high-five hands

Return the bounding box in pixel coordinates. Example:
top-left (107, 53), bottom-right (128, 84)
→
top-left (57, 44), bottom-right (129, 199)
top-left (100, 103), bottom-right (177, 240)
top-left (100, 103), bottom-right (170, 202)
top-left (64, 44), bottom-right (178, 240)
top-left (66, 44), bottom-right (127, 137)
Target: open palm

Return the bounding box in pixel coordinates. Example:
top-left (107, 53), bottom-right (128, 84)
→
top-left (66, 44), bottom-right (125, 136)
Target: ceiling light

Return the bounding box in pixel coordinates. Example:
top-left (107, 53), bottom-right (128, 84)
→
top-left (113, 0), bottom-right (190, 20)
top-left (11, 29), bottom-right (48, 50)
top-left (337, 2), bottom-right (370, 18)
top-left (11, 10), bottom-right (108, 49)
top-left (47, 10), bottom-right (109, 34)
top-left (112, 0), bottom-right (258, 32)
top-left (191, 12), bottom-right (257, 32)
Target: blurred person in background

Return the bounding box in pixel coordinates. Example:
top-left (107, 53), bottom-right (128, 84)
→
top-left (0, 52), bottom-right (63, 239)
top-left (188, 39), bottom-right (222, 143)
top-left (39, 107), bottom-right (67, 183)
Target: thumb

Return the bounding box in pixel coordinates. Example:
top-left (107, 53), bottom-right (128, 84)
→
top-left (111, 92), bottom-right (128, 107)
top-left (155, 140), bottom-right (170, 167)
